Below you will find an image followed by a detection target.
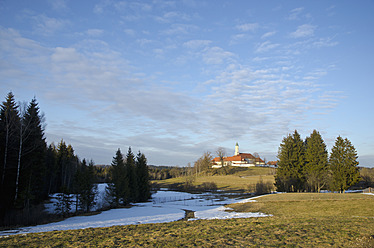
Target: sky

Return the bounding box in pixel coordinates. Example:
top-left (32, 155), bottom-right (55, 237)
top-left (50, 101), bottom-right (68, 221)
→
top-left (0, 0), bottom-right (373, 167)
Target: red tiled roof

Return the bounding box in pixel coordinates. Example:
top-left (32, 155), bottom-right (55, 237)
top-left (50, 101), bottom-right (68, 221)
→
top-left (212, 153), bottom-right (264, 163)
top-left (267, 161), bottom-right (278, 165)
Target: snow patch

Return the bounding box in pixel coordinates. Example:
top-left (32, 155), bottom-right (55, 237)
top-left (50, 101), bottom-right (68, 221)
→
top-left (0, 188), bottom-right (269, 236)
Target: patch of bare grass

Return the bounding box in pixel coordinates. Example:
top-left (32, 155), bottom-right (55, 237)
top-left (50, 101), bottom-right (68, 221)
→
top-left (153, 174), bottom-right (275, 192)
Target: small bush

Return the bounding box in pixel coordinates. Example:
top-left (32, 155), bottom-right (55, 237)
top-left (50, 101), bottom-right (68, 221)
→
top-left (199, 182), bottom-right (217, 192)
top-left (255, 178), bottom-right (274, 195)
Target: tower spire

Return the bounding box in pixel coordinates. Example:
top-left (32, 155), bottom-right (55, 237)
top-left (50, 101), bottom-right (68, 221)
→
top-left (235, 142), bottom-right (239, 155)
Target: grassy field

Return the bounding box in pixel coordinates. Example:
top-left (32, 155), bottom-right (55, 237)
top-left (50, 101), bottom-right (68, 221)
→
top-left (153, 166), bottom-right (276, 191)
top-left (1, 193), bottom-right (373, 247)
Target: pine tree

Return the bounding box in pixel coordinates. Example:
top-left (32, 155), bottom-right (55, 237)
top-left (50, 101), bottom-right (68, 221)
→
top-left (329, 136), bottom-right (360, 192)
top-left (106, 148), bottom-right (128, 206)
top-left (136, 151), bottom-right (150, 202)
top-left (304, 130), bottom-right (328, 192)
top-left (275, 130), bottom-right (306, 192)
top-left (125, 147), bottom-right (138, 202)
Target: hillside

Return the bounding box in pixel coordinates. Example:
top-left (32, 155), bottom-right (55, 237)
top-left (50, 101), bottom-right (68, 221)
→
top-left (152, 166), bottom-right (276, 192)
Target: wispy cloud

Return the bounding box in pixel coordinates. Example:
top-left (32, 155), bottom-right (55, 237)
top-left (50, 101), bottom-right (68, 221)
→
top-left (136, 38), bottom-right (154, 46)
top-left (32, 14), bottom-right (70, 35)
top-left (236, 23), bottom-right (259, 32)
top-left (313, 37), bottom-right (338, 47)
top-left (255, 41), bottom-right (280, 53)
top-left (86, 29), bottom-right (104, 37)
top-left (155, 11), bottom-right (193, 23)
top-left (202, 47), bottom-right (235, 65)
top-left (48, 0), bottom-right (68, 11)
top-left (261, 31), bottom-right (276, 39)
top-left (162, 23), bottom-right (198, 35)
top-left (183, 40), bottom-right (212, 49)
top-left (287, 7), bottom-right (304, 20)
top-left (290, 24), bottom-right (316, 38)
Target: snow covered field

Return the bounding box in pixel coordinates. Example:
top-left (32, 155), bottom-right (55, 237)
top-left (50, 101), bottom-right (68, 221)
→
top-left (0, 188), bottom-right (269, 236)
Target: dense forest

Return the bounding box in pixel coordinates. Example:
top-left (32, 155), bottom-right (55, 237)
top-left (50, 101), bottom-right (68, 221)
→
top-left (0, 92), bottom-right (150, 226)
top-left (275, 130), bottom-right (361, 193)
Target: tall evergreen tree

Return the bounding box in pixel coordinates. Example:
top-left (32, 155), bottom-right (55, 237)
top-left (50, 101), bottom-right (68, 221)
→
top-left (106, 148), bottom-right (128, 206)
top-left (0, 92), bottom-right (20, 215)
top-left (15, 98), bottom-right (47, 209)
top-left (136, 151), bottom-right (150, 202)
top-left (56, 140), bottom-right (78, 192)
top-left (74, 159), bottom-right (97, 212)
top-left (304, 130), bottom-right (328, 192)
top-left (275, 130), bottom-right (306, 192)
top-left (45, 143), bottom-right (58, 194)
top-left (329, 136), bottom-right (360, 192)
top-left (125, 147), bottom-right (138, 202)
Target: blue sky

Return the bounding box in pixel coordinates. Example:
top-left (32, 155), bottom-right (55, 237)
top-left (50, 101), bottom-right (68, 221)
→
top-left (1, 0), bottom-right (373, 167)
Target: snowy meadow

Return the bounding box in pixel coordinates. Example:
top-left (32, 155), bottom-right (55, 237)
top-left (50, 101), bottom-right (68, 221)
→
top-left (0, 184), bottom-right (269, 236)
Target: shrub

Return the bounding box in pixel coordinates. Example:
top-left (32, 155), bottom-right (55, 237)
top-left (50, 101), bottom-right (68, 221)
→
top-left (255, 178), bottom-right (274, 195)
top-left (199, 182), bottom-right (217, 192)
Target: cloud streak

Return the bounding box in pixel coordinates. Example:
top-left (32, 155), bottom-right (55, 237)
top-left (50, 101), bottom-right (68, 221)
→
top-left (290, 24), bottom-right (316, 38)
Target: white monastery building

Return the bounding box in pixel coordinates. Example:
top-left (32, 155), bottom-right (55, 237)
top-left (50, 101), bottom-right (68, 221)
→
top-left (212, 143), bottom-right (265, 168)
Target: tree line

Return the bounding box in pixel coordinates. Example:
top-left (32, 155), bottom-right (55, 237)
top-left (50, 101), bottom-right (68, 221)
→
top-left (0, 92), bottom-right (150, 226)
top-left (275, 130), bottom-right (360, 193)
top-left (106, 147), bottom-right (150, 207)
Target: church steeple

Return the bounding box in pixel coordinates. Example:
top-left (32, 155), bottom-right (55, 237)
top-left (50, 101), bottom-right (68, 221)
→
top-left (235, 142), bottom-right (239, 156)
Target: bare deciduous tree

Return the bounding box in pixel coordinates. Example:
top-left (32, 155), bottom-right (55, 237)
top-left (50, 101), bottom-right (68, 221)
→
top-left (216, 147), bottom-right (228, 174)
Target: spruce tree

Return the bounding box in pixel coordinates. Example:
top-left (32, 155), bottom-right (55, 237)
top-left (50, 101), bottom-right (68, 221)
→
top-left (136, 151), bottom-right (150, 202)
top-left (74, 159), bottom-right (97, 212)
top-left (106, 148), bottom-right (128, 206)
top-left (54, 186), bottom-right (72, 217)
top-left (125, 147), bottom-right (138, 202)
top-left (304, 130), bottom-right (328, 192)
top-left (0, 92), bottom-right (20, 214)
top-left (56, 140), bottom-right (78, 192)
top-left (275, 130), bottom-right (306, 192)
top-left (329, 136), bottom-right (360, 192)
top-left (45, 144), bottom-right (58, 194)
top-left (16, 98), bottom-right (47, 209)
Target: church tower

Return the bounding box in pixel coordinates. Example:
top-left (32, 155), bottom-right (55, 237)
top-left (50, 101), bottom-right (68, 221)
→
top-left (235, 142), bottom-right (239, 156)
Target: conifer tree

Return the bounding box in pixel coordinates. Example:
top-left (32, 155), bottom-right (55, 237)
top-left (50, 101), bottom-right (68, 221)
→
top-left (54, 186), bottom-right (72, 217)
top-left (74, 159), bottom-right (97, 212)
top-left (304, 130), bottom-right (328, 192)
top-left (0, 92), bottom-right (20, 214)
top-left (275, 130), bottom-right (306, 192)
top-left (56, 140), bottom-right (78, 192)
top-left (45, 143), bottom-right (58, 194)
top-left (125, 147), bottom-right (138, 202)
top-left (136, 151), bottom-right (150, 202)
top-left (106, 148), bottom-right (128, 206)
top-left (15, 98), bottom-right (47, 209)
top-left (329, 136), bottom-right (360, 192)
